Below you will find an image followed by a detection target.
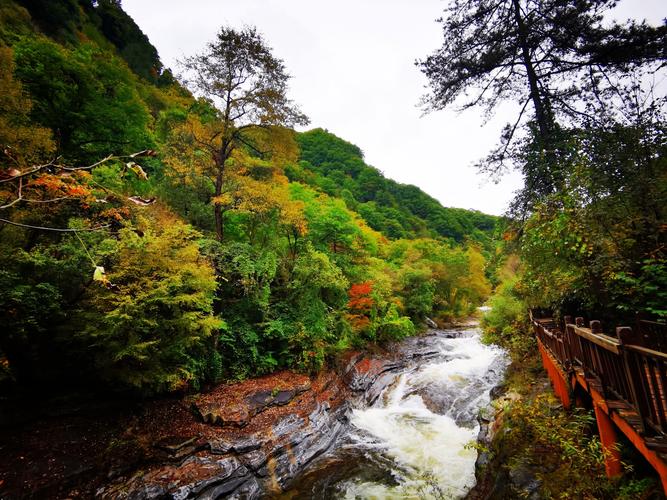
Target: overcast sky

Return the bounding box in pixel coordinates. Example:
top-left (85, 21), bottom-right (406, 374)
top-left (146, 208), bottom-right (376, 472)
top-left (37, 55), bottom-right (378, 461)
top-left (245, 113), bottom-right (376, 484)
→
top-left (122, 0), bottom-right (665, 215)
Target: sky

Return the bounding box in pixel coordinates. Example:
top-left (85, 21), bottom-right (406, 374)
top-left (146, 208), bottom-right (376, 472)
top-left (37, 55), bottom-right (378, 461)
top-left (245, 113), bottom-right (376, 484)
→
top-left (122, 0), bottom-right (665, 216)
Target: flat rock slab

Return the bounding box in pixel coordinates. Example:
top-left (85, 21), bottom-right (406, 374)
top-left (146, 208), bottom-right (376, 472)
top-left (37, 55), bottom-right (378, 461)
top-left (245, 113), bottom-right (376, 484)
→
top-left (97, 456), bottom-right (253, 500)
top-left (191, 374), bottom-right (311, 428)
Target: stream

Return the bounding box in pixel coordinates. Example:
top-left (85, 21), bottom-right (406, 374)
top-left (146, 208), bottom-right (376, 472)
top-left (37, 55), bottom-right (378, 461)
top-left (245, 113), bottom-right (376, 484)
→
top-left (281, 326), bottom-right (509, 499)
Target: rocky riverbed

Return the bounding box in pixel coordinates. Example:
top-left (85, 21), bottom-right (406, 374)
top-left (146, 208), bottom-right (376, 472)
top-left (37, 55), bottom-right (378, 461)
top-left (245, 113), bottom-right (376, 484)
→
top-left (0, 325), bottom-right (508, 499)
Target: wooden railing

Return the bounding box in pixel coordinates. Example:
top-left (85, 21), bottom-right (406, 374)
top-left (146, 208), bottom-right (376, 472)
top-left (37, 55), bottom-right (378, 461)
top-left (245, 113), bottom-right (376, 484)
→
top-left (532, 313), bottom-right (667, 443)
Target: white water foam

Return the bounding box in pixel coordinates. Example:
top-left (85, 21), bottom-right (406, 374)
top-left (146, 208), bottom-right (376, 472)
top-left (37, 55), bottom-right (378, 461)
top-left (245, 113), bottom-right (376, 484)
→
top-left (342, 329), bottom-right (507, 499)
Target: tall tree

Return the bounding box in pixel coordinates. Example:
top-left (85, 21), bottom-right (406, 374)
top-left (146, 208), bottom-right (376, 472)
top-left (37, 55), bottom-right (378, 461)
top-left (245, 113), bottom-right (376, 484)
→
top-left (180, 26), bottom-right (308, 240)
top-left (418, 0), bottom-right (666, 182)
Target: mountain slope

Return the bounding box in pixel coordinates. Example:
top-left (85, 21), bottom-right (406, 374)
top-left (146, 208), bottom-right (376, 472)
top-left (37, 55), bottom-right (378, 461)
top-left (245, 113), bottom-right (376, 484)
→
top-left (289, 128), bottom-right (498, 243)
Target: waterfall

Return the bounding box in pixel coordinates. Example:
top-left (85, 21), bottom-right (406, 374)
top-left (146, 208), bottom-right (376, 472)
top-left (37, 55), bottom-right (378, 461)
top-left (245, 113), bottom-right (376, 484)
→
top-left (284, 327), bottom-right (508, 499)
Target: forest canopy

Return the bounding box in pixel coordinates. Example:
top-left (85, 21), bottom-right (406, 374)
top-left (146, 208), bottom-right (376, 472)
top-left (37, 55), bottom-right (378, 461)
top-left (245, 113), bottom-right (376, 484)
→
top-left (0, 0), bottom-right (497, 396)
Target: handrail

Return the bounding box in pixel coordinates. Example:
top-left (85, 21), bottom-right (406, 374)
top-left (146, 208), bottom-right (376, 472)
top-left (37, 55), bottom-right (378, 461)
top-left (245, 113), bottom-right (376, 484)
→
top-left (532, 313), bottom-right (667, 438)
top-left (626, 344), bottom-right (667, 361)
top-left (568, 325), bottom-right (621, 354)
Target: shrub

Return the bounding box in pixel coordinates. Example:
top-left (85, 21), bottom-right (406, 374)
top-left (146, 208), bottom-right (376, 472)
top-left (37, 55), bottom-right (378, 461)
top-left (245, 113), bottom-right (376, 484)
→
top-left (481, 277), bottom-right (534, 359)
top-left (376, 304), bottom-right (415, 342)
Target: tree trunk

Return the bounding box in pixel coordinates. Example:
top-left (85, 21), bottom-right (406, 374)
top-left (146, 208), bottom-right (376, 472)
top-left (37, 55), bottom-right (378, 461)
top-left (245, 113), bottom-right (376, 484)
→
top-left (512, 0), bottom-right (552, 141)
top-left (214, 167), bottom-right (224, 241)
top-left (213, 140), bottom-right (231, 242)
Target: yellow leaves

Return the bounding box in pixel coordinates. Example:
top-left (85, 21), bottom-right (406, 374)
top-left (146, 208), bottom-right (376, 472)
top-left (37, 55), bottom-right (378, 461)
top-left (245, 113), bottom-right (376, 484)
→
top-left (281, 199), bottom-right (307, 235)
top-left (161, 114), bottom-right (219, 182)
top-left (210, 192), bottom-right (233, 206)
top-left (243, 126), bottom-right (299, 166)
top-left (160, 112), bottom-right (306, 236)
top-left (0, 47), bottom-right (55, 165)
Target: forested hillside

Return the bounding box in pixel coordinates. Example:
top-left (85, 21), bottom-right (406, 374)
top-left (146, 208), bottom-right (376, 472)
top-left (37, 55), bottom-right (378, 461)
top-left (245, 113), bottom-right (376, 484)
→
top-left (0, 0), bottom-right (495, 397)
top-left (291, 128), bottom-right (498, 242)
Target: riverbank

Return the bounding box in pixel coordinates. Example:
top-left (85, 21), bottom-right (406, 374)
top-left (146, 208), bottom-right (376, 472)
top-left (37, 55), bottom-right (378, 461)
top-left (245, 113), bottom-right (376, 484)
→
top-left (0, 324), bottom-right (506, 499)
top-left (467, 345), bottom-right (664, 499)
top-left (0, 354), bottom-right (356, 498)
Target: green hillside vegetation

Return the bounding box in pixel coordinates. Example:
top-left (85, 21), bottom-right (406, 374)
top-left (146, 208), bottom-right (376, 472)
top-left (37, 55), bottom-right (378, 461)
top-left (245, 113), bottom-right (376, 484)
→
top-left (290, 128), bottom-right (498, 243)
top-left (0, 0), bottom-right (494, 396)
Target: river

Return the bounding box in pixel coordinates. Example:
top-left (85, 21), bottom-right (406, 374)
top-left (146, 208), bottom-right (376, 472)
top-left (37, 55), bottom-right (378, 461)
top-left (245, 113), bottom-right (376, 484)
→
top-left (281, 326), bottom-right (509, 499)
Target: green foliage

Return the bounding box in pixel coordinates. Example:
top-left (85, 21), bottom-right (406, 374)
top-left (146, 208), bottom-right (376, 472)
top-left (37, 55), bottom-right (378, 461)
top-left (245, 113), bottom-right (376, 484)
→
top-left (500, 393), bottom-right (613, 499)
top-left (398, 267), bottom-right (436, 319)
top-left (201, 239), bottom-right (349, 378)
top-left (12, 35), bottom-right (152, 161)
top-left (514, 113), bottom-right (666, 322)
top-left (90, 0), bottom-right (167, 83)
top-left (0, 227), bottom-right (92, 386)
top-left (376, 304), bottom-right (415, 342)
top-left (293, 128), bottom-right (498, 245)
top-left (496, 384), bottom-right (659, 499)
top-left (75, 221), bottom-right (221, 394)
top-left (17, 0), bottom-right (84, 43)
top-left (389, 239), bottom-right (492, 321)
top-left (482, 277), bottom-right (533, 360)
top-left (0, 45), bottom-right (54, 164)
top-left (0, 0), bottom-right (496, 399)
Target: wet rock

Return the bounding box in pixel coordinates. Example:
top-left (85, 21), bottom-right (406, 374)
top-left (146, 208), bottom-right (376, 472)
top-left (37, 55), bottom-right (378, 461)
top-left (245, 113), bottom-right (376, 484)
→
top-left (209, 438), bottom-right (234, 454)
top-left (193, 381), bottom-right (311, 429)
top-left (246, 390), bottom-right (274, 410)
top-left (195, 477), bottom-right (260, 500)
top-left (268, 407), bottom-right (347, 490)
top-left (155, 435), bottom-right (198, 453)
top-left (273, 389), bottom-right (297, 405)
top-left (490, 383), bottom-right (507, 400)
top-left (239, 449), bottom-right (268, 471)
top-left (232, 436), bottom-right (264, 454)
top-left (425, 317), bottom-right (439, 328)
top-left (271, 414), bottom-right (309, 451)
top-left (509, 462), bottom-right (541, 499)
top-left (193, 402), bottom-right (250, 428)
top-left (344, 357), bottom-right (403, 394)
top-left (154, 435), bottom-right (208, 460)
top-left (244, 385), bottom-right (310, 414)
top-left (99, 456), bottom-right (250, 500)
top-left (367, 370), bottom-right (407, 406)
top-left (273, 413), bottom-right (306, 439)
top-left (409, 349), bottom-right (440, 361)
top-left (226, 478), bottom-right (261, 499)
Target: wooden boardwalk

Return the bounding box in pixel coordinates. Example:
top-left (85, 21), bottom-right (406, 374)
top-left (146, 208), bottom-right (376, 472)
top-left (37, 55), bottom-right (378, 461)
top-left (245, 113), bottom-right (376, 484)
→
top-left (531, 313), bottom-right (667, 492)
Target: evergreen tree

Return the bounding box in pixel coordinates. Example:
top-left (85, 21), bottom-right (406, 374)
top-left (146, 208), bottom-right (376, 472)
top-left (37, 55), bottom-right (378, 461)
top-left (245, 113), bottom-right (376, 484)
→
top-left (419, 0), bottom-right (666, 189)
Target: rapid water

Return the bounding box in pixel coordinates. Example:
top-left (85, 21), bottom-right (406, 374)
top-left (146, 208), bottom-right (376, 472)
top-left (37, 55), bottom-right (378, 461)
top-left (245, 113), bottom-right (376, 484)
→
top-left (284, 327), bottom-right (508, 499)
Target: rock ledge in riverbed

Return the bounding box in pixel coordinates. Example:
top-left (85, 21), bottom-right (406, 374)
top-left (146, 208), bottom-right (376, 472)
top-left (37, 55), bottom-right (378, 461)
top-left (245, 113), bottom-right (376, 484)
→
top-left (191, 378), bottom-right (312, 428)
top-left (95, 350), bottom-right (412, 499)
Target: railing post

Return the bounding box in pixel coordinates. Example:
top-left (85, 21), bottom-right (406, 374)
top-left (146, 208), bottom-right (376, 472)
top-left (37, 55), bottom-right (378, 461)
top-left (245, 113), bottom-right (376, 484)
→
top-left (617, 325), bottom-right (644, 346)
top-left (618, 326), bottom-right (648, 435)
top-left (590, 320), bottom-right (612, 399)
